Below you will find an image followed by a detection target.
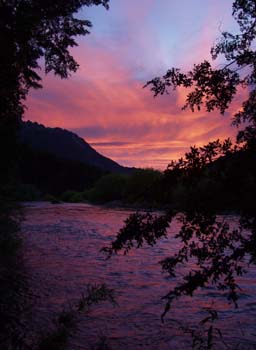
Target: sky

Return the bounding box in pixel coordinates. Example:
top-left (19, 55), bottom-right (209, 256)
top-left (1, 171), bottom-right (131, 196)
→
top-left (25, 0), bottom-right (245, 169)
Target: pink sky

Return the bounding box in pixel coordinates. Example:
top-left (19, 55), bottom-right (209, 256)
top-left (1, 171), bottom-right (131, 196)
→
top-left (25, 0), bottom-right (245, 169)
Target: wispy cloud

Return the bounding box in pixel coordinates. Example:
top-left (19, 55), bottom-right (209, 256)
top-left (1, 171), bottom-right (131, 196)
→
top-left (25, 1), bottom-right (243, 169)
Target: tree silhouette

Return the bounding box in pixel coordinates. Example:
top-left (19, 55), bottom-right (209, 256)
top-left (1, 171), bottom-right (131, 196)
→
top-left (0, 0), bottom-right (110, 249)
top-left (104, 1), bottom-right (256, 347)
top-left (145, 0), bottom-right (256, 149)
top-left (0, 0), bottom-right (110, 226)
top-left (0, 2), bottom-right (109, 348)
top-left (0, 0), bottom-right (109, 122)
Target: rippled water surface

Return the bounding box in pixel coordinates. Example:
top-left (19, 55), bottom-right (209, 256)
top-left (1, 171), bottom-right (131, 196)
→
top-left (21, 202), bottom-right (256, 349)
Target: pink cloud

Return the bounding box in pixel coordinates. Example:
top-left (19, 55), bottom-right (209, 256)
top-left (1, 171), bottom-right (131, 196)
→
top-left (25, 1), bottom-right (245, 169)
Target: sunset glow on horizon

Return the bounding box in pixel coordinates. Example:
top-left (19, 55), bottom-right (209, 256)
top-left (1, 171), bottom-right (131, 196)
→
top-left (25, 0), bottom-right (244, 169)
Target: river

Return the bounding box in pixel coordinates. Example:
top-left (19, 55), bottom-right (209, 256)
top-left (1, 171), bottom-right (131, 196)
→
top-left (21, 202), bottom-right (256, 349)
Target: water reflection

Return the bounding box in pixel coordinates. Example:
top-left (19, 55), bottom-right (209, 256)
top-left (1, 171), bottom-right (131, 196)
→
top-left (22, 202), bottom-right (256, 349)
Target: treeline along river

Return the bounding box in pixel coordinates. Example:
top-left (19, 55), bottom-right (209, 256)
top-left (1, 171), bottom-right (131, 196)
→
top-left (21, 202), bottom-right (256, 349)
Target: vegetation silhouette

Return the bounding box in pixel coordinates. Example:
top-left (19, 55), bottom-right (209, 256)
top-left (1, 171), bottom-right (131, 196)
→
top-left (1, 0), bottom-right (110, 185)
top-left (85, 168), bottom-right (162, 205)
top-left (103, 1), bottom-right (256, 348)
top-left (0, 1), bottom-right (109, 349)
top-left (2, 0), bottom-right (256, 348)
top-left (37, 284), bottom-right (116, 350)
top-left (19, 144), bottom-right (107, 196)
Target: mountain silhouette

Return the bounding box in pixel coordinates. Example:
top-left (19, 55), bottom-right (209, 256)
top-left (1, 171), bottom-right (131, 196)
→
top-left (19, 121), bottom-right (134, 174)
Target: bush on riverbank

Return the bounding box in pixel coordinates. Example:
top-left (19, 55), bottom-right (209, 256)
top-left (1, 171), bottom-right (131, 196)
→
top-left (19, 148), bottom-right (256, 213)
top-left (84, 169), bottom-right (163, 206)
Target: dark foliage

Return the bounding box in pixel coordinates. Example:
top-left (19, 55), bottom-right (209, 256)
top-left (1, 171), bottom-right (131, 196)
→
top-left (0, 0), bottom-right (110, 190)
top-left (0, 0), bottom-right (109, 121)
top-left (104, 146), bottom-right (256, 348)
top-left (18, 144), bottom-right (107, 196)
top-left (145, 0), bottom-right (256, 149)
top-left (105, 1), bottom-right (256, 348)
top-left (38, 284), bottom-right (116, 350)
top-left (0, 1), bottom-right (109, 348)
top-left (160, 141), bottom-right (256, 212)
top-left (86, 168), bottom-right (162, 205)
top-left (0, 0), bottom-right (110, 181)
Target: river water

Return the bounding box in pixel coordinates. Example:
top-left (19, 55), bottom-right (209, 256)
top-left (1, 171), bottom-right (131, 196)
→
top-left (21, 202), bottom-right (256, 349)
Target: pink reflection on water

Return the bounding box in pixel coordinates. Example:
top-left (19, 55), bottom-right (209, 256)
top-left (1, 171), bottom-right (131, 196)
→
top-left (22, 202), bottom-right (256, 349)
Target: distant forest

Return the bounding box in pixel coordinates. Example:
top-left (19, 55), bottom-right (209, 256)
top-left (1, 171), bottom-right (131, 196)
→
top-left (18, 141), bottom-right (256, 213)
